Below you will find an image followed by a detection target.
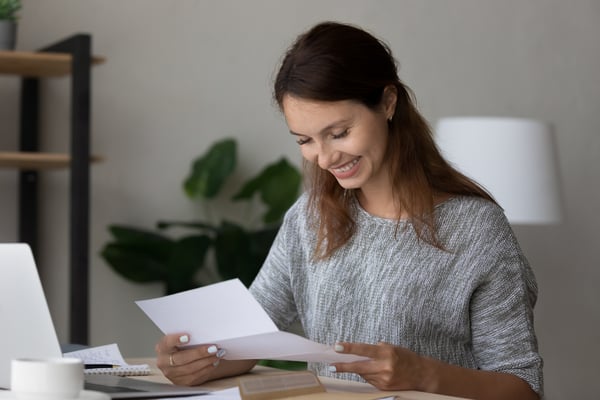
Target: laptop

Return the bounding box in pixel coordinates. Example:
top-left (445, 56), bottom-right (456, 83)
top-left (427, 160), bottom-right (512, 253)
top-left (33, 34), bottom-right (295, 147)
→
top-left (0, 243), bottom-right (209, 398)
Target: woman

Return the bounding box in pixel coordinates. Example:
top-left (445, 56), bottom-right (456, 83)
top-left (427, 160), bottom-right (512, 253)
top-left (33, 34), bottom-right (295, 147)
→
top-left (155, 22), bottom-right (543, 399)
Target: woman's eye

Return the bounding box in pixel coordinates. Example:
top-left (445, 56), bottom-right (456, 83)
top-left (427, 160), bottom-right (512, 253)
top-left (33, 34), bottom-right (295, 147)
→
top-left (332, 130), bottom-right (348, 140)
top-left (296, 137), bottom-right (311, 145)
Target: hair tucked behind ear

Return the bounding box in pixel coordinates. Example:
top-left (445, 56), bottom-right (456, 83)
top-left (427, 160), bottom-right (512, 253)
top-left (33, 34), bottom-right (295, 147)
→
top-left (275, 21), bottom-right (495, 259)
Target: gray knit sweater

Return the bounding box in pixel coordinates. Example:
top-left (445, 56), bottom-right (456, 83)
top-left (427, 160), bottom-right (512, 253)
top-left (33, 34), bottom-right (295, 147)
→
top-left (249, 193), bottom-right (543, 396)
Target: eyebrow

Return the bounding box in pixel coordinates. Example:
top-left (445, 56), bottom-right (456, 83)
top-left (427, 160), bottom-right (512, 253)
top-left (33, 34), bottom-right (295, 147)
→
top-left (289, 119), bottom-right (351, 137)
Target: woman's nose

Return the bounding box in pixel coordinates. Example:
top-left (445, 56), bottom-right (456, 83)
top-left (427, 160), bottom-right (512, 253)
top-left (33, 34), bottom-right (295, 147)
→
top-left (301, 141), bottom-right (339, 170)
top-left (315, 143), bottom-right (339, 170)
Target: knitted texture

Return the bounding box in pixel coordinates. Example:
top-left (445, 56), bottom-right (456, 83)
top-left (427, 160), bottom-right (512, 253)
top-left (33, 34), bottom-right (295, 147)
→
top-left (250, 193), bottom-right (543, 396)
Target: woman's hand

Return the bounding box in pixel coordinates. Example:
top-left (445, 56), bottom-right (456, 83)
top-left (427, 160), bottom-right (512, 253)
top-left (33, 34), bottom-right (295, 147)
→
top-left (329, 342), bottom-right (429, 391)
top-left (330, 342), bottom-right (540, 400)
top-left (155, 333), bottom-right (226, 386)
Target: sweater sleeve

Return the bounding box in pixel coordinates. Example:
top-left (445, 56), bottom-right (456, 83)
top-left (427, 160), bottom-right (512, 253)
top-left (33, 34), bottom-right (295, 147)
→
top-left (469, 213), bottom-right (544, 397)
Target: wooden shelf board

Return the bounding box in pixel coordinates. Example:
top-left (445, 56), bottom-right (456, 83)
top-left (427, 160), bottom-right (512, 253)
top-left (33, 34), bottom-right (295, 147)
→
top-left (0, 50), bottom-right (105, 77)
top-left (0, 151), bottom-right (103, 170)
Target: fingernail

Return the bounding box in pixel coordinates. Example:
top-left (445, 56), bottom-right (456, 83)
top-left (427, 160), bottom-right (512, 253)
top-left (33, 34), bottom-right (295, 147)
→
top-left (216, 349), bottom-right (227, 358)
top-left (179, 335), bottom-right (189, 344)
top-left (213, 360), bottom-right (220, 367)
top-left (334, 343), bottom-right (344, 352)
top-left (328, 366), bottom-right (337, 373)
top-left (207, 345), bottom-right (218, 354)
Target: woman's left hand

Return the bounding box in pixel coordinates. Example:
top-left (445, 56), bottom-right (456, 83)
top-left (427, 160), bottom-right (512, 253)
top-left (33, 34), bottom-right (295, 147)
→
top-left (329, 342), bottom-right (431, 391)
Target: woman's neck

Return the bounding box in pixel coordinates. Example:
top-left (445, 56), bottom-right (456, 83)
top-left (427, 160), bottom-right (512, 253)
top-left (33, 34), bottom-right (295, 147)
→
top-left (356, 186), bottom-right (453, 220)
top-left (357, 186), bottom-right (407, 219)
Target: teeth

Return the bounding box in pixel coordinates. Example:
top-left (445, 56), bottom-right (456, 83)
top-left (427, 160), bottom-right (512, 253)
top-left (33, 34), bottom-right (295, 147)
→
top-left (334, 158), bottom-right (358, 173)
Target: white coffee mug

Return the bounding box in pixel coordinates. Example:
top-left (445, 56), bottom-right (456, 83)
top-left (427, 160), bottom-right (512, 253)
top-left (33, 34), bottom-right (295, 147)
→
top-left (10, 357), bottom-right (84, 399)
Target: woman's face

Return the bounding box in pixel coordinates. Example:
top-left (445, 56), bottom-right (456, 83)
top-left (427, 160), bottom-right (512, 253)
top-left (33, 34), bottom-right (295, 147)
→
top-left (282, 92), bottom-right (396, 194)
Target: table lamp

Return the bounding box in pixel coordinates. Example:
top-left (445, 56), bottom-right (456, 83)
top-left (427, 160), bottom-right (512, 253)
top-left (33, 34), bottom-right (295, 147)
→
top-left (434, 117), bottom-right (562, 224)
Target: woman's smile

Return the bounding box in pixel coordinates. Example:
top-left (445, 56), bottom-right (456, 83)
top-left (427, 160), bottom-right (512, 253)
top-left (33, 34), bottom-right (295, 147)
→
top-left (331, 157), bottom-right (361, 179)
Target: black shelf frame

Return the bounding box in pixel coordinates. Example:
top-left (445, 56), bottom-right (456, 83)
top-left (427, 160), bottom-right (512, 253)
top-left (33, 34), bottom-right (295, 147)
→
top-left (18, 34), bottom-right (92, 345)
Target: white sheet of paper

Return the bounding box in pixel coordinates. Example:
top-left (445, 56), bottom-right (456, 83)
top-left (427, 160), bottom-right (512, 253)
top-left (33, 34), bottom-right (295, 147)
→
top-left (64, 343), bottom-right (128, 365)
top-left (136, 279), bottom-right (367, 363)
top-left (156, 387), bottom-right (240, 400)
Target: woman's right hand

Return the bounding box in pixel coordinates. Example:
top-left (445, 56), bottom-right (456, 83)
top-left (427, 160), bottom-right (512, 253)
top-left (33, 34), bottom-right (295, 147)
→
top-left (155, 333), bottom-right (226, 386)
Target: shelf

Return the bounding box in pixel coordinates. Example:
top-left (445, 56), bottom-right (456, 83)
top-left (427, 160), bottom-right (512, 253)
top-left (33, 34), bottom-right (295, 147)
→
top-left (0, 151), bottom-right (103, 170)
top-left (0, 50), bottom-right (105, 77)
top-left (2, 34), bottom-right (103, 345)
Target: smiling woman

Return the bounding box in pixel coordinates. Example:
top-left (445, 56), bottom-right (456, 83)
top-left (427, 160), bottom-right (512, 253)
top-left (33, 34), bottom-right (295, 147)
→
top-left (154, 21), bottom-right (543, 400)
top-left (273, 22), bottom-right (495, 258)
top-left (283, 95), bottom-right (394, 215)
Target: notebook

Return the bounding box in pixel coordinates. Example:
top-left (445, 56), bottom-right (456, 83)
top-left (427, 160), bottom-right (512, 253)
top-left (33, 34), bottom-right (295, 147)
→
top-left (0, 243), bottom-right (209, 399)
top-left (64, 343), bottom-right (152, 377)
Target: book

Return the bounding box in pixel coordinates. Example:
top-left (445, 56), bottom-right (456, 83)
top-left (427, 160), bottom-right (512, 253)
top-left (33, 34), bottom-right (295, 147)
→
top-left (64, 343), bottom-right (152, 376)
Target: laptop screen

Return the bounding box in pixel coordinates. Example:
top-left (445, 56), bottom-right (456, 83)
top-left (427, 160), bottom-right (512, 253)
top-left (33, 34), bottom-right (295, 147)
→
top-left (0, 243), bottom-right (63, 389)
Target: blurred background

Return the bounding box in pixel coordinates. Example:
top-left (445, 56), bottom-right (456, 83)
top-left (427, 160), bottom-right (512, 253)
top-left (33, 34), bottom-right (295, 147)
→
top-left (0, 1), bottom-right (598, 398)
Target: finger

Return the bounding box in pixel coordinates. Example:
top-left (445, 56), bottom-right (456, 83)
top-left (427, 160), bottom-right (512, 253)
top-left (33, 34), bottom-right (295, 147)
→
top-left (329, 359), bottom-right (377, 375)
top-left (161, 346), bottom-right (229, 386)
top-left (157, 344), bottom-right (227, 371)
top-left (171, 345), bottom-right (227, 367)
top-left (330, 342), bottom-right (388, 375)
top-left (334, 341), bottom-right (381, 358)
top-left (163, 357), bottom-right (216, 386)
top-left (156, 333), bottom-right (191, 354)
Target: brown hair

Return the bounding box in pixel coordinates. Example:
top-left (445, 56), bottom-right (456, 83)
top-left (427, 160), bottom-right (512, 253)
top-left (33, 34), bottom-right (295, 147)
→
top-left (274, 22), bottom-right (495, 258)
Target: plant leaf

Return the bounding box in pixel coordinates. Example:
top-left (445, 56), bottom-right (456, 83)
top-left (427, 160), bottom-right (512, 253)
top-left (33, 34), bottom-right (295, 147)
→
top-left (183, 138), bottom-right (237, 199)
top-left (165, 235), bottom-right (212, 294)
top-left (157, 220), bottom-right (218, 234)
top-left (257, 360), bottom-right (307, 371)
top-left (106, 225), bottom-right (174, 262)
top-left (101, 242), bottom-right (171, 283)
top-left (213, 221), bottom-right (249, 282)
top-left (213, 221), bottom-right (279, 286)
top-left (102, 225), bottom-right (175, 283)
top-left (0, 0), bottom-right (21, 20)
top-left (232, 158), bottom-right (301, 224)
top-left (108, 224), bottom-right (171, 243)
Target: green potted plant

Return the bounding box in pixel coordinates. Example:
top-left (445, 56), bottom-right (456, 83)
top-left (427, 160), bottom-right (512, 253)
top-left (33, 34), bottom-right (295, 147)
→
top-left (102, 138), bottom-right (307, 370)
top-left (101, 138), bottom-right (302, 294)
top-left (0, 0), bottom-right (21, 50)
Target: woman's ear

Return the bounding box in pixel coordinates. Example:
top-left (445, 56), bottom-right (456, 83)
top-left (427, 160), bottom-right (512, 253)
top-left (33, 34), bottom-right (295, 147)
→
top-left (382, 85), bottom-right (398, 120)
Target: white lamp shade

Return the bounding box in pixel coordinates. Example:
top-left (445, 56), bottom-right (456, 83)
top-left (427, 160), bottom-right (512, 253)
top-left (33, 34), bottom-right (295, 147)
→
top-left (435, 117), bottom-right (562, 224)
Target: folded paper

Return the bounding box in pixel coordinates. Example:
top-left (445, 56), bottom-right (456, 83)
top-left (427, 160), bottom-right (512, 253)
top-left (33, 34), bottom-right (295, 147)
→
top-left (136, 279), bottom-right (368, 363)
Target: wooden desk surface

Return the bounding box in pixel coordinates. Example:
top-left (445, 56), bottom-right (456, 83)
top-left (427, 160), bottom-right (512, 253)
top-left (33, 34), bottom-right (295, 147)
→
top-left (128, 358), bottom-right (469, 400)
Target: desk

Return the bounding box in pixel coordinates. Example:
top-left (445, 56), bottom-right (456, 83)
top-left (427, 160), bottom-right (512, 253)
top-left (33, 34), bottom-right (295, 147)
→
top-left (127, 358), bottom-right (469, 400)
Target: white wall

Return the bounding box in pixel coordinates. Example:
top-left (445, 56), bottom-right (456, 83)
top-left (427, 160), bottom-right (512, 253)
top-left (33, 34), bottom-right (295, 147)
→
top-left (0, 1), bottom-right (598, 398)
